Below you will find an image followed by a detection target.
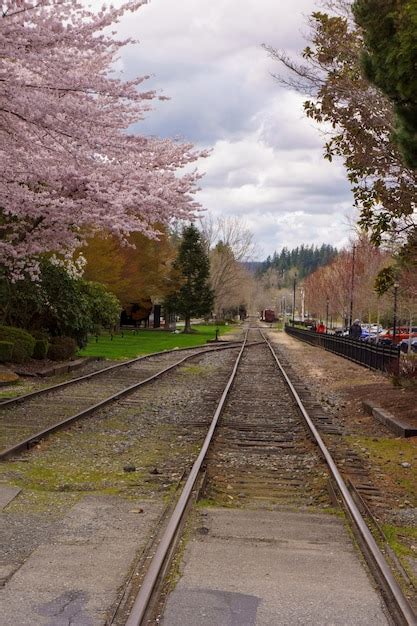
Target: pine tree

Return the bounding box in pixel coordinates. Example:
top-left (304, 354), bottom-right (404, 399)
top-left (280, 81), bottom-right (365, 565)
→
top-left (258, 244), bottom-right (338, 282)
top-left (166, 225), bottom-right (214, 333)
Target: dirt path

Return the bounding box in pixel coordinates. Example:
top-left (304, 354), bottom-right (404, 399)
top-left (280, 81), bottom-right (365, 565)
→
top-left (270, 329), bottom-right (416, 425)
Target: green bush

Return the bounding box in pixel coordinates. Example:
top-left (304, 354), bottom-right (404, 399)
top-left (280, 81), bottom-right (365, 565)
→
top-left (2, 261), bottom-right (121, 348)
top-left (0, 326), bottom-right (35, 362)
top-left (0, 341), bottom-right (14, 362)
top-left (81, 281), bottom-right (121, 332)
top-left (47, 336), bottom-right (78, 361)
top-left (33, 339), bottom-right (49, 360)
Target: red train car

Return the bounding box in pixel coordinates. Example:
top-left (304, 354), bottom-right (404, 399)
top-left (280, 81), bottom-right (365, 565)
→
top-left (262, 309), bottom-right (276, 323)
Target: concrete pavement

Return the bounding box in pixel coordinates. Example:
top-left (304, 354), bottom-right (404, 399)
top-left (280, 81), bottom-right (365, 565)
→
top-left (161, 507), bottom-right (390, 626)
top-left (0, 496), bottom-right (162, 626)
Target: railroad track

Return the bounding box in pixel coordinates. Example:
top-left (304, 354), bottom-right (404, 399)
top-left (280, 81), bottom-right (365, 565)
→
top-left (119, 325), bottom-right (416, 626)
top-left (0, 340), bottom-right (246, 460)
top-left (271, 347), bottom-right (388, 512)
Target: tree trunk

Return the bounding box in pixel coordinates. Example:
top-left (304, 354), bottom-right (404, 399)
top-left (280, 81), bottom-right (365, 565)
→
top-left (183, 314), bottom-right (192, 333)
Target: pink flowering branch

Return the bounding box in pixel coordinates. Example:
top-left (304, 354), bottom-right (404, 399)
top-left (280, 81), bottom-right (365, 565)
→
top-left (1, 1), bottom-right (207, 278)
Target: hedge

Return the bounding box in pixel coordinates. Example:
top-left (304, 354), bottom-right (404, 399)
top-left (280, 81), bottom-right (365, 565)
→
top-left (0, 326), bottom-right (35, 362)
top-left (33, 339), bottom-right (49, 360)
top-left (0, 341), bottom-right (14, 363)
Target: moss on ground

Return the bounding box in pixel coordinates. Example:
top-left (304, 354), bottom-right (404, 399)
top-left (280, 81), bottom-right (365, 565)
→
top-left (6, 489), bottom-right (81, 514)
top-left (196, 497), bottom-right (218, 508)
top-left (383, 524), bottom-right (417, 558)
top-left (345, 435), bottom-right (417, 504)
top-left (180, 364), bottom-right (212, 376)
top-left (343, 435), bottom-right (417, 585)
top-left (0, 417), bottom-right (202, 513)
top-left (382, 524), bottom-right (417, 586)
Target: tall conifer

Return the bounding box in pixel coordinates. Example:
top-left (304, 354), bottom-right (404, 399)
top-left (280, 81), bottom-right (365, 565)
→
top-left (166, 225), bottom-right (214, 333)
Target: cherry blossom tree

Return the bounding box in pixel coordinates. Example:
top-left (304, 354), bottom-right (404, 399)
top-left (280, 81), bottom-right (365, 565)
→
top-left (1, 1), bottom-right (206, 278)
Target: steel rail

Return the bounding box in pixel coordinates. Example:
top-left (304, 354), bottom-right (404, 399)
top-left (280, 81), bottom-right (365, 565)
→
top-left (125, 330), bottom-right (250, 626)
top-left (261, 331), bottom-right (416, 626)
top-left (0, 341), bottom-right (247, 409)
top-left (0, 342), bottom-right (242, 461)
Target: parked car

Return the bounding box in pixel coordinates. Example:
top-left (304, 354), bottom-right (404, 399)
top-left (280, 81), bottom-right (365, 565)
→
top-left (334, 327), bottom-right (350, 336)
top-left (363, 332), bottom-right (384, 344)
top-left (399, 337), bottom-right (417, 354)
top-left (359, 326), bottom-right (371, 340)
top-left (368, 324), bottom-right (384, 334)
top-left (378, 327), bottom-right (417, 345)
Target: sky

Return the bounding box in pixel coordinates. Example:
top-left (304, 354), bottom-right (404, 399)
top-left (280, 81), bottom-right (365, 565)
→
top-left (112, 0), bottom-right (355, 259)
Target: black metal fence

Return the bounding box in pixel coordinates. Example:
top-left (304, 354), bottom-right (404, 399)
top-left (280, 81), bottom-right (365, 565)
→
top-left (285, 325), bottom-right (400, 374)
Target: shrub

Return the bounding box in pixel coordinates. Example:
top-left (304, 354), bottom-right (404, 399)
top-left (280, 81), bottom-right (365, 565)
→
top-left (81, 281), bottom-right (121, 331)
top-left (33, 339), bottom-right (49, 360)
top-left (47, 336), bottom-right (78, 361)
top-left (3, 261), bottom-right (121, 348)
top-left (0, 326), bottom-right (35, 362)
top-left (399, 354), bottom-right (417, 381)
top-left (0, 341), bottom-right (14, 362)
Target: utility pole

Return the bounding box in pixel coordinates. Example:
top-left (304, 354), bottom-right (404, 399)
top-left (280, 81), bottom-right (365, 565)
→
top-left (393, 282), bottom-right (399, 343)
top-left (349, 244), bottom-right (356, 329)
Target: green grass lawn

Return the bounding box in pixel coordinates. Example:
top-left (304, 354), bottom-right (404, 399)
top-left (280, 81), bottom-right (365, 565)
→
top-left (78, 324), bottom-right (237, 359)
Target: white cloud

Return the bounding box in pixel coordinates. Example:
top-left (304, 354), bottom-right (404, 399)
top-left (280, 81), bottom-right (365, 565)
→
top-left (102, 0), bottom-right (355, 257)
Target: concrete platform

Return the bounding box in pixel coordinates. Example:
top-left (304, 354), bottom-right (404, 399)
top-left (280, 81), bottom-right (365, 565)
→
top-left (161, 508), bottom-right (390, 625)
top-left (0, 496), bottom-right (162, 625)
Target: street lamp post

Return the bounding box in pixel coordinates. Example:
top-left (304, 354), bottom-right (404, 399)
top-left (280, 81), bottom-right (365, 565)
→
top-left (393, 282), bottom-right (399, 344)
top-left (349, 244), bottom-right (356, 329)
top-left (292, 274), bottom-right (297, 326)
top-left (326, 297), bottom-right (329, 332)
top-left (282, 296), bottom-right (286, 329)
top-left (300, 288), bottom-right (305, 323)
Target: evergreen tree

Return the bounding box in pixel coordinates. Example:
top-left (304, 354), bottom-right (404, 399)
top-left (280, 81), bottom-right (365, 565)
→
top-left (259, 243), bottom-right (338, 281)
top-left (165, 225), bottom-right (214, 333)
top-left (353, 0), bottom-right (417, 168)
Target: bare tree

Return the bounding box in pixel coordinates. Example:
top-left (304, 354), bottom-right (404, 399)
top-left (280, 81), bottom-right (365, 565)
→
top-left (199, 216), bottom-right (256, 320)
top-left (304, 238), bottom-right (391, 325)
top-left (200, 215), bottom-right (256, 261)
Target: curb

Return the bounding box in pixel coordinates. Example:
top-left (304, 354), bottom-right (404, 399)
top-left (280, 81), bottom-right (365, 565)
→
top-left (362, 400), bottom-right (417, 438)
top-left (16, 357), bottom-right (100, 379)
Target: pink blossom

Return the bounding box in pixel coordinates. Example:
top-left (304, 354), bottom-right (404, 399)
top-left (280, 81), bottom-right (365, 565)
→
top-left (1, 1), bottom-right (207, 277)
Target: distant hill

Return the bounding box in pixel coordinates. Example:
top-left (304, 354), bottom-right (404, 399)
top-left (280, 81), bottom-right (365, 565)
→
top-left (259, 244), bottom-right (338, 282)
top-left (241, 261), bottom-right (264, 274)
